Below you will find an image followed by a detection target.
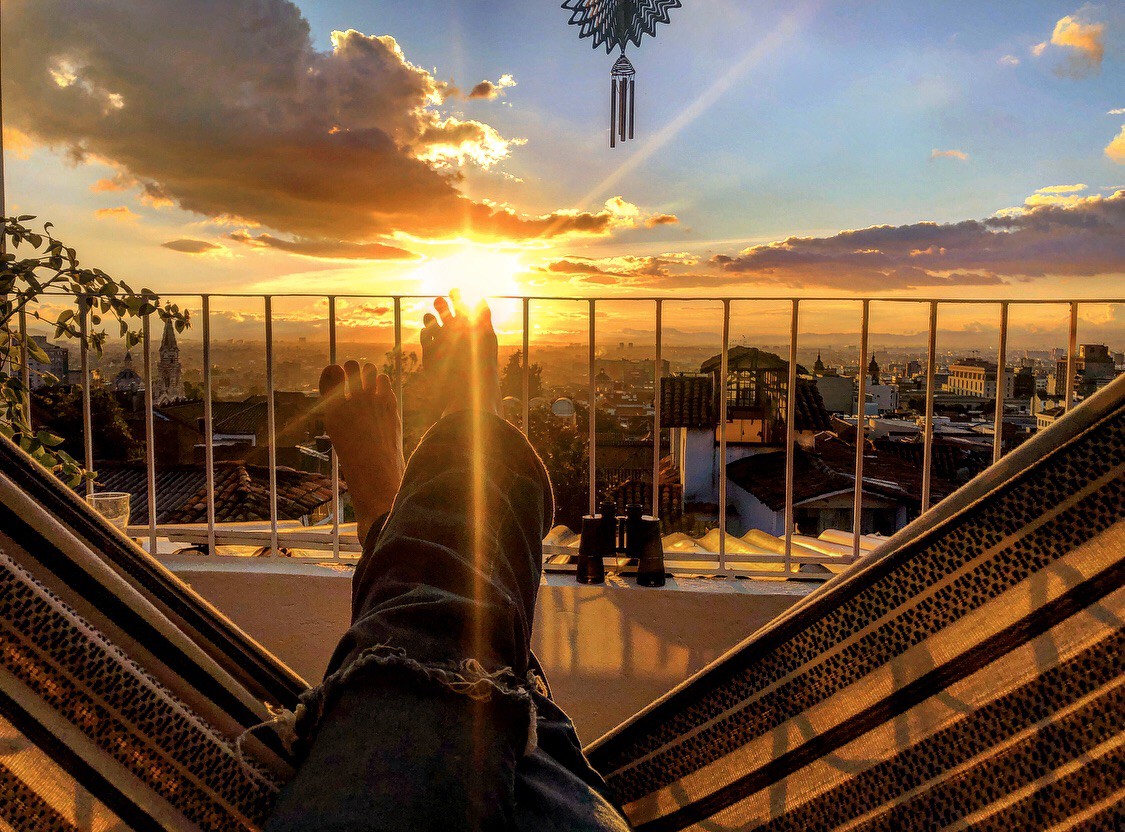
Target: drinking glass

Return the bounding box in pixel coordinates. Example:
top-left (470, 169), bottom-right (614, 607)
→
top-left (88, 491), bottom-right (131, 533)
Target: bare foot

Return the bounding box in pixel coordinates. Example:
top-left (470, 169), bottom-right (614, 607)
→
top-left (421, 290), bottom-right (502, 418)
top-left (319, 361), bottom-right (405, 544)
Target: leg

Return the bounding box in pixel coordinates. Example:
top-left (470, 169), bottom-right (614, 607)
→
top-left (267, 295), bottom-right (627, 832)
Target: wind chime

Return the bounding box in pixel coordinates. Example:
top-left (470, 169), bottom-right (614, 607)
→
top-left (562, 1), bottom-right (683, 148)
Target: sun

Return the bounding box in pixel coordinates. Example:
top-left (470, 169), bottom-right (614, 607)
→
top-left (409, 247), bottom-right (525, 323)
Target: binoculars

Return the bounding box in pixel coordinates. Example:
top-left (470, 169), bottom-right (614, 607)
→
top-left (577, 501), bottom-right (666, 587)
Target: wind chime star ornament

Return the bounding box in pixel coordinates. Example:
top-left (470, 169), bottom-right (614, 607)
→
top-left (562, 1), bottom-right (683, 148)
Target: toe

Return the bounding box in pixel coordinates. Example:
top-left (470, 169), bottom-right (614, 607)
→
top-left (344, 360), bottom-right (362, 398)
top-left (434, 297), bottom-right (454, 325)
top-left (375, 373), bottom-right (397, 410)
top-left (319, 364), bottom-right (346, 402)
top-left (450, 288), bottom-right (470, 320)
top-left (361, 363), bottom-right (380, 399)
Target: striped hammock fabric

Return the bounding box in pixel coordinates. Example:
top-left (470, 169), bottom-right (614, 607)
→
top-left (0, 432), bottom-right (308, 832)
top-left (586, 373), bottom-right (1125, 831)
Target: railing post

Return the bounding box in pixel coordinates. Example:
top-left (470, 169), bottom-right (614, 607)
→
top-left (17, 305), bottom-right (30, 428)
top-left (142, 315), bottom-right (157, 554)
top-left (993, 302), bottom-right (1009, 465)
top-left (265, 297), bottom-right (279, 557)
top-left (784, 300), bottom-right (799, 574)
top-left (78, 294), bottom-right (94, 498)
top-left (588, 299), bottom-right (597, 516)
top-left (522, 298), bottom-right (531, 437)
top-left (652, 299), bottom-right (663, 518)
top-left (329, 296), bottom-right (340, 560)
top-left (718, 300), bottom-right (730, 571)
top-left (202, 296), bottom-right (216, 556)
top-left (1064, 302), bottom-right (1078, 412)
top-left (393, 297), bottom-right (404, 424)
top-left (852, 300), bottom-right (870, 560)
top-left (922, 301), bottom-right (938, 513)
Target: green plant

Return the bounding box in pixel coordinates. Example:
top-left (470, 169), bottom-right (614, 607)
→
top-left (0, 216), bottom-right (189, 486)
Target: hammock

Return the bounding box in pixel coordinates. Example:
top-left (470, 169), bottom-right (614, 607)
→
top-left (1, 374), bottom-right (1122, 831)
top-left (0, 431), bottom-right (307, 831)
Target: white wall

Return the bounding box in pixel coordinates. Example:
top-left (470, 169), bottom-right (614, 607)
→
top-left (168, 561), bottom-right (811, 742)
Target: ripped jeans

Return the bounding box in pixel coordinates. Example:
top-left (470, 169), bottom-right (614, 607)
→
top-left (265, 412), bottom-right (631, 832)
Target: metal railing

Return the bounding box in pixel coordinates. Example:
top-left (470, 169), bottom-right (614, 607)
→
top-left (16, 293), bottom-right (1123, 579)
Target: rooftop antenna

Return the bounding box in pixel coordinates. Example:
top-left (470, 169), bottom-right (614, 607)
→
top-left (562, 1), bottom-right (682, 148)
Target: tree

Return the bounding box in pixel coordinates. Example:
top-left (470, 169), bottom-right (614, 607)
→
top-left (33, 386), bottom-right (142, 463)
top-left (0, 217), bottom-right (189, 485)
top-left (500, 350), bottom-right (543, 401)
top-left (527, 405), bottom-right (589, 530)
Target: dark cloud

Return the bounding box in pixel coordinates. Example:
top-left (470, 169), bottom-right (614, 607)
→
top-left (228, 232), bottom-right (420, 260)
top-left (645, 213), bottom-right (680, 228)
top-left (708, 191), bottom-right (1124, 289)
top-left (161, 238), bottom-right (223, 254)
top-left (466, 75), bottom-right (516, 100)
top-left (5, 3), bottom-right (619, 243)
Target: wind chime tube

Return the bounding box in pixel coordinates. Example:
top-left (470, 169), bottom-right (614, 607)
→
top-left (628, 78), bottom-right (635, 140)
top-left (610, 77), bottom-right (617, 148)
top-left (619, 75), bottom-right (628, 142)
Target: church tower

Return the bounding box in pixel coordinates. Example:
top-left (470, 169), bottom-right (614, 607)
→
top-left (813, 350), bottom-right (825, 375)
top-left (152, 310), bottom-right (185, 404)
top-left (868, 352), bottom-right (880, 386)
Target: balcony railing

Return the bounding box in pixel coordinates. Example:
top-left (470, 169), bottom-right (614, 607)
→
top-left (16, 293), bottom-right (1124, 580)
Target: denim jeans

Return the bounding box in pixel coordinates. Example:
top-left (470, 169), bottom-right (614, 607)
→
top-left (265, 412), bottom-right (632, 831)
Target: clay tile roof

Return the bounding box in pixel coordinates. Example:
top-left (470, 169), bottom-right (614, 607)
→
top-left (727, 436), bottom-right (959, 512)
top-left (660, 375), bottom-right (715, 428)
top-left (87, 462), bottom-right (339, 525)
top-left (794, 379), bottom-right (833, 433)
top-left (699, 346), bottom-right (808, 375)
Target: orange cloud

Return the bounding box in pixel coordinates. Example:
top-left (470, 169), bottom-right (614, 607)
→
top-left (2, 128), bottom-right (34, 160)
top-left (228, 231), bottom-right (421, 260)
top-left (645, 213), bottom-right (680, 228)
top-left (161, 238), bottom-right (224, 254)
top-left (931, 149), bottom-right (969, 161)
top-left (94, 206), bottom-right (139, 222)
top-left (1107, 126), bottom-right (1125, 164)
top-left (1037, 11), bottom-right (1106, 78)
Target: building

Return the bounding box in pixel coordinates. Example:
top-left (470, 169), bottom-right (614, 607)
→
top-left (112, 351), bottom-right (145, 395)
top-left (945, 359), bottom-right (1013, 398)
top-left (815, 374), bottom-right (855, 414)
top-left (662, 347), bottom-right (833, 517)
top-left (152, 313), bottom-right (186, 405)
top-left (27, 336), bottom-right (70, 390)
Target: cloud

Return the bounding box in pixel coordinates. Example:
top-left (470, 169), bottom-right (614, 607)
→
top-left (1107, 126), bottom-right (1125, 164)
top-left (931, 149), bottom-right (969, 161)
top-left (1037, 11), bottom-right (1106, 78)
top-left (466, 74), bottom-right (517, 100)
top-left (703, 190), bottom-right (1125, 289)
top-left (1109, 108), bottom-right (1125, 115)
top-left (228, 231), bottom-right (421, 260)
top-left (94, 206), bottom-right (139, 222)
top-left (998, 55), bottom-right (1021, 67)
top-left (1035, 184), bottom-right (1088, 194)
top-left (3, 128), bottom-right (34, 160)
top-left (1024, 184), bottom-right (1092, 208)
top-left (644, 213), bottom-right (681, 228)
top-left (4, 3), bottom-right (630, 244)
top-left (161, 238), bottom-right (224, 254)
top-left (1032, 42), bottom-right (1048, 57)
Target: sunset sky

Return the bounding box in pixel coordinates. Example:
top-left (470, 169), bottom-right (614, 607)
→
top-left (2, 0), bottom-right (1123, 345)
